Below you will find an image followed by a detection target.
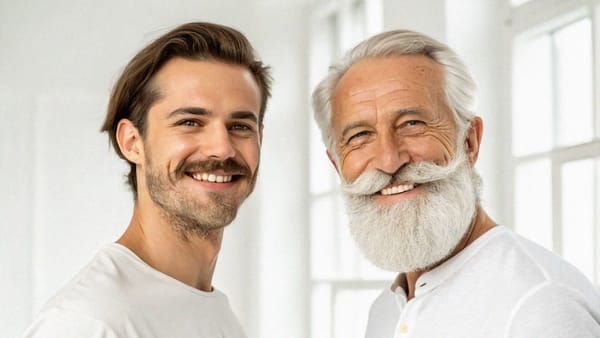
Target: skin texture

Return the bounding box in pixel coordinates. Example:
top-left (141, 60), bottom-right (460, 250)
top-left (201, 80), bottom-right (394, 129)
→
top-left (115, 58), bottom-right (262, 291)
top-left (329, 55), bottom-right (496, 298)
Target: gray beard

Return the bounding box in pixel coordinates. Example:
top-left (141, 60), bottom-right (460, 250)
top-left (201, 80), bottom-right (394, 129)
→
top-left (341, 149), bottom-right (482, 272)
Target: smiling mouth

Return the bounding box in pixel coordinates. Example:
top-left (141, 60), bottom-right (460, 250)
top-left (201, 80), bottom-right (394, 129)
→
top-left (186, 172), bottom-right (241, 183)
top-left (379, 183), bottom-right (418, 196)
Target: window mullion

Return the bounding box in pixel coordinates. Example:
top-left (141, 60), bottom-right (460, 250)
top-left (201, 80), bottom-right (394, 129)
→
top-left (592, 1), bottom-right (600, 139)
top-left (551, 151), bottom-right (563, 255)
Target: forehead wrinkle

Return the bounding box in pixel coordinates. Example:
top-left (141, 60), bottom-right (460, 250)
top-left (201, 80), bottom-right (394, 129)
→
top-left (347, 78), bottom-right (415, 99)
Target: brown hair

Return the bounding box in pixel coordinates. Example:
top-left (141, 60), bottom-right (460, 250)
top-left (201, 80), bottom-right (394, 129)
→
top-left (101, 22), bottom-right (272, 198)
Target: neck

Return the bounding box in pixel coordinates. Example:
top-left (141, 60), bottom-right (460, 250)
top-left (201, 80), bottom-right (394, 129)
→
top-left (117, 197), bottom-right (224, 292)
top-left (403, 206), bottom-right (496, 299)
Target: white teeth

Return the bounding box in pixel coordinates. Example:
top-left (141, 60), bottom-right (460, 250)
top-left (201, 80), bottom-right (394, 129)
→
top-left (191, 173), bottom-right (233, 183)
top-left (380, 183), bottom-right (415, 196)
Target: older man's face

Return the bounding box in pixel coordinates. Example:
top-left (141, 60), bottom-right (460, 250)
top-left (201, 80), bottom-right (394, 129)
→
top-left (329, 55), bottom-right (479, 272)
top-left (330, 55), bottom-right (457, 198)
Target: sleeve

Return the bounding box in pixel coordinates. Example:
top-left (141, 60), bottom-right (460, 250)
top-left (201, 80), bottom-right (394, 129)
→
top-left (23, 307), bottom-right (120, 338)
top-left (506, 282), bottom-right (600, 338)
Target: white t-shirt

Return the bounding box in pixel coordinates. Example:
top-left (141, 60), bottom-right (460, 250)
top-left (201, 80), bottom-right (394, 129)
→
top-left (23, 243), bottom-right (247, 338)
top-left (365, 226), bottom-right (600, 338)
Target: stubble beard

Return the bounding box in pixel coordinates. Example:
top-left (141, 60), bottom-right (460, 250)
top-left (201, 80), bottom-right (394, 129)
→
top-left (341, 148), bottom-right (482, 273)
top-left (145, 157), bottom-right (258, 239)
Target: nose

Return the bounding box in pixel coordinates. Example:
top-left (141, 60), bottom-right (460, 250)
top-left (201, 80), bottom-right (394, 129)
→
top-left (373, 132), bottom-right (407, 175)
top-left (202, 124), bottom-right (236, 160)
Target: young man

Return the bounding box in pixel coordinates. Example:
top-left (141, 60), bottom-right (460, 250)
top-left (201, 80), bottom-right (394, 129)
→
top-left (24, 22), bottom-right (271, 337)
top-left (312, 29), bottom-right (600, 337)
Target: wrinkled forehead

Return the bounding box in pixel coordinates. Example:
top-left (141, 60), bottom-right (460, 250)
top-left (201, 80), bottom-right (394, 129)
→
top-left (330, 55), bottom-right (447, 121)
top-left (334, 55), bottom-right (444, 97)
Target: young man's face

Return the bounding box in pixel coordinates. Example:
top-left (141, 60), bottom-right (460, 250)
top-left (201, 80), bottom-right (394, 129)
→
top-left (138, 58), bottom-right (262, 235)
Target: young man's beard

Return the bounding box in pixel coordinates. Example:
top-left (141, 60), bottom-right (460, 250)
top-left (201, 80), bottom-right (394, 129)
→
top-left (341, 148), bottom-right (482, 273)
top-left (144, 153), bottom-right (258, 239)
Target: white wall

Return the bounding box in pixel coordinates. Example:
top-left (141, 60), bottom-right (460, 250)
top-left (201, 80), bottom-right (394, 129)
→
top-left (382, 0), bottom-right (447, 40)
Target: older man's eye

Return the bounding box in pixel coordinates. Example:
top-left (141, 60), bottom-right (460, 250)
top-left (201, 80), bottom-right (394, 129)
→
top-left (348, 130), bottom-right (370, 142)
top-left (405, 120), bottom-right (424, 127)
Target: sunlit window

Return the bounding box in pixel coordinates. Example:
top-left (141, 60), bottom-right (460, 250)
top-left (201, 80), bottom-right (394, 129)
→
top-left (514, 159), bottom-right (552, 250)
top-left (561, 159), bottom-right (596, 282)
top-left (510, 3), bottom-right (600, 285)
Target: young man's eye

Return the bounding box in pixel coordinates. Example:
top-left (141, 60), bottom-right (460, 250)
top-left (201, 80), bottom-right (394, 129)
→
top-left (230, 123), bottom-right (256, 132)
top-left (231, 124), bottom-right (250, 130)
top-left (178, 120), bottom-right (200, 127)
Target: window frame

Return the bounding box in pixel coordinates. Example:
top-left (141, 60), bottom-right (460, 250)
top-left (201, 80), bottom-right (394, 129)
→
top-left (505, 0), bottom-right (600, 284)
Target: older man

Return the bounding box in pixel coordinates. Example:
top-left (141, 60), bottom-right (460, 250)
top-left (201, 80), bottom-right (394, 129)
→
top-left (24, 22), bottom-right (271, 337)
top-left (312, 30), bottom-right (600, 337)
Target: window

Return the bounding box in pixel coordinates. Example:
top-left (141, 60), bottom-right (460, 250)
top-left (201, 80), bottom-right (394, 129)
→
top-left (308, 1), bottom-right (389, 337)
top-left (509, 0), bottom-right (600, 285)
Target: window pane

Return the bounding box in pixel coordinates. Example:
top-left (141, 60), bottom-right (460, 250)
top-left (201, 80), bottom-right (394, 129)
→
top-left (554, 19), bottom-right (593, 147)
top-left (514, 159), bottom-right (553, 250)
top-left (310, 120), bottom-right (338, 195)
top-left (311, 195), bottom-right (337, 278)
top-left (309, 13), bottom-right (340, 195)
top-left (350, 0), bottom-right (366, 45)
top-left (311, 283), bottom-right (332, 338)
top-left (334, 288), bottom-right (380, 338)
top-left (561, 159), bottom-right (594, 281)
top-left (512, 34), bottom-right (552, 156)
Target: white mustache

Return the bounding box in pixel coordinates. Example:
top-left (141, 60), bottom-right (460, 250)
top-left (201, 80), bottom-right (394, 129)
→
top-left (341, 150), bottom-right (468, 196)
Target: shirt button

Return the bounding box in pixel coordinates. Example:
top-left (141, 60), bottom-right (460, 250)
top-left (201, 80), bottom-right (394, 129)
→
top-left (400, 324), bottom-right (408, 334)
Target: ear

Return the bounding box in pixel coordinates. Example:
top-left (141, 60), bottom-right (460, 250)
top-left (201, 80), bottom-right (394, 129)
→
top-left (465, 117), bottom-right (483, 164)
top-left (116, 119), bottom-right (144, 164)
top-left (326, 150), bottom-right (340, 174)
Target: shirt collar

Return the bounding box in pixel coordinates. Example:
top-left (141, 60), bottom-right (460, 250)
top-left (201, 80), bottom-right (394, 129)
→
top-left (390, 226), bottom-right (505, 298)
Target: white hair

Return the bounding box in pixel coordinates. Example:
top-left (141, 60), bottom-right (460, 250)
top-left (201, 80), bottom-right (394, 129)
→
top-left (311, 29), bottom-right (477, 155)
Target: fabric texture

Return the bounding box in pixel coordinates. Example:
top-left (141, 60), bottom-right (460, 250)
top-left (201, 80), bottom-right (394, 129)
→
top-left (365, 226), bottom-right (600, 338)
top-left (23, 243), bottom-right (247, 338)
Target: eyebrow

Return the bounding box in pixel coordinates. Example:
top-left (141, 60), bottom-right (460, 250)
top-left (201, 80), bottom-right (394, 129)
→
top-left (230, 111), bottom-right (259, 124)
top-left (168, 107), bottom-right (211, 119)
top-left (339, 107), bottom-right (423, 141)
top-left (168, 107), bottom-right (258, 124)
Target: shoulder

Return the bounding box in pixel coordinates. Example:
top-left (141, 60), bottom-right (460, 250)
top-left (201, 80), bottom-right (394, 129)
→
top-left (506, 281), bottom-right (600, 337)
top-left (474, 227), bottom-right (595, 287)
top-left (28, 245), bottom-right (145, 334)
top-left (23, 307), bottom-right (120, 338)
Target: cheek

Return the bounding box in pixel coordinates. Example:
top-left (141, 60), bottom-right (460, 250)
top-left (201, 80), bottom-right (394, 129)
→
top-left (405, 135), bottom-right (455, 163)
top-left (149, 135), bottom-right (196, 169)
top-left (340, 149), bottom-right (371, 182)
top-left (235, 139), bottom-right (261, 169)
